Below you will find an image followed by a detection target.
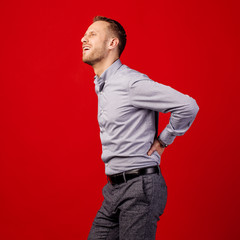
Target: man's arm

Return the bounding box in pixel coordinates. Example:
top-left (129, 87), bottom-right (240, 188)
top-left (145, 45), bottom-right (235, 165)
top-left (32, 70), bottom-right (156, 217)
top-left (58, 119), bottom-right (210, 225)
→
top-left (129, 78), bottom-right (199, 155)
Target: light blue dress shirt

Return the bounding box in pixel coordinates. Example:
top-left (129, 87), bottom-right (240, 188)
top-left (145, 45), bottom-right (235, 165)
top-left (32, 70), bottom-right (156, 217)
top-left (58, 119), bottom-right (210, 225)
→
top-left (94, 59), bottom-right (199, 175)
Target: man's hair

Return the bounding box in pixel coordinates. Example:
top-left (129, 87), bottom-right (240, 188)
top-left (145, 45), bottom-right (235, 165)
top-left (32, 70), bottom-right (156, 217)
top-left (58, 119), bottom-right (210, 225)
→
top-left (93, 16), bottom-right (127, 57)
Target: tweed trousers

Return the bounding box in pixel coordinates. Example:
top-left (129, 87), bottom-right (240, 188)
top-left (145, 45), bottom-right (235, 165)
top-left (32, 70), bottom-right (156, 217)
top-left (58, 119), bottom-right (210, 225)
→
top-left (88, 170), bottom-right (167, 240)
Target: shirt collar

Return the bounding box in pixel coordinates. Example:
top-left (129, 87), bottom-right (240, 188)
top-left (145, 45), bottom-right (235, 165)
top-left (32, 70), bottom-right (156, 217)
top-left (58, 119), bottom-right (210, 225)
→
top-left (94, 59), bottom-right (122, 84)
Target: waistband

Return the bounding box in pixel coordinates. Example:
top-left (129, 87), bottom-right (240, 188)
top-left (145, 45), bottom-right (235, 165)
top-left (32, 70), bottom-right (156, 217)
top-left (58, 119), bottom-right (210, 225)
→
top-left (107, 165), bottom-right (160, 185)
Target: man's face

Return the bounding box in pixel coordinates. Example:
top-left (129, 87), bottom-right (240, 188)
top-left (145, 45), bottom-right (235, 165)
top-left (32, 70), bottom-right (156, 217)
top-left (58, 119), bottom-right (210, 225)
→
top-left (81, 21), bottom-right (111, 66)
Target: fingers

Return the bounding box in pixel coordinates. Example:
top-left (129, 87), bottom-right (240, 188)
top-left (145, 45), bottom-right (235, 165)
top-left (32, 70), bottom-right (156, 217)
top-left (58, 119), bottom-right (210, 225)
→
top-left (147, 147), bottom-right (155, 156)
top-left (147, 139), bottom-right (165, 156)
top-left (147, 141), bottom-right (158, 156)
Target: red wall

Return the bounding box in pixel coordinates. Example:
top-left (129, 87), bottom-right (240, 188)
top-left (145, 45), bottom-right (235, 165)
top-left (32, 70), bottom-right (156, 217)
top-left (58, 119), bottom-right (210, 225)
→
top-left (0, 0), bottom-right (239, 239)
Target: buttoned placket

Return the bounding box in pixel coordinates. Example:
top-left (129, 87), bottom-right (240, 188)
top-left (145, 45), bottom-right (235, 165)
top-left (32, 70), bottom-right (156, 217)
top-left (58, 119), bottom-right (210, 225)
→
top-left (98, 79), bottom-right (106, 134)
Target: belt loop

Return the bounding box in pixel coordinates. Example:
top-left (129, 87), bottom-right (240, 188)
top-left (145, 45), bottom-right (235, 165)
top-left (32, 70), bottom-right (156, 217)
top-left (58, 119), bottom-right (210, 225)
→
top-left (123, 171), bottom-right (127, 183)
top-left (157, 165), bottom-right (160, 175)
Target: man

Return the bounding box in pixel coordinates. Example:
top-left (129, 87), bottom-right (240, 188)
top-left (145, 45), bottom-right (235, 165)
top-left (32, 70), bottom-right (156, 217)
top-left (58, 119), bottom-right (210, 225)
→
top-left (82, 16), bottom-right (199, 240)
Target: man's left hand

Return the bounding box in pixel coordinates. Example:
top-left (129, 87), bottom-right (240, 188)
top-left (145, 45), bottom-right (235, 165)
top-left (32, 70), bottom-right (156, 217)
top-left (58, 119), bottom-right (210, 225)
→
top-left (147, 139), bottom-right (165, 156)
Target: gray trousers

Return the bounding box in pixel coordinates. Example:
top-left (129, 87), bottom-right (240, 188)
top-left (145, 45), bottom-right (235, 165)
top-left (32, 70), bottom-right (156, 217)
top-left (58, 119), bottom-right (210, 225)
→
top-left (88, 170), bottom-right (167, 240)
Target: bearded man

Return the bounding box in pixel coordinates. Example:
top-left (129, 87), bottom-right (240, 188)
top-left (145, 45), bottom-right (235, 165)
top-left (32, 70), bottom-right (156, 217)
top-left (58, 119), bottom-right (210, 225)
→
top-left (81, 16), bottom-right (199, 240)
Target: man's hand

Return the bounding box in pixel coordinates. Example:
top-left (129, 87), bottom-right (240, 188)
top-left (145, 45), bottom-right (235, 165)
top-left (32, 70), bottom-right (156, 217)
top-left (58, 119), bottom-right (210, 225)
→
top-left (147, 139), bottom-right (165, 156)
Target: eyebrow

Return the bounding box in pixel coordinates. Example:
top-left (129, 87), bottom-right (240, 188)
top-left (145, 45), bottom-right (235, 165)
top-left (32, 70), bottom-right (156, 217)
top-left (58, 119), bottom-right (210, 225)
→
top-left (84, 30), bottom-right (97, 36)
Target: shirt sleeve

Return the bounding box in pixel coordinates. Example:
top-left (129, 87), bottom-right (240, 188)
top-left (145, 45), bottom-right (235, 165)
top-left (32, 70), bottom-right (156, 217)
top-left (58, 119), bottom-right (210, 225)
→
top-left (129, 78), bottom-right (199, 145)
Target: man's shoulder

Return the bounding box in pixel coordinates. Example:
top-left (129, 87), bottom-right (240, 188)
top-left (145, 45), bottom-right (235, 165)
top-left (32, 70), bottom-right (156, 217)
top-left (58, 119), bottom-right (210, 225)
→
top-left (117, 64), bottom-right (150, 83)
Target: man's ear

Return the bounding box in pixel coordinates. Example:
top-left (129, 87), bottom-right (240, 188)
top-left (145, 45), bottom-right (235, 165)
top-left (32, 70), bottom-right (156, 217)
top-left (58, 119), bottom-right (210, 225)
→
top-left (109, 37), bottom-right (119, 50)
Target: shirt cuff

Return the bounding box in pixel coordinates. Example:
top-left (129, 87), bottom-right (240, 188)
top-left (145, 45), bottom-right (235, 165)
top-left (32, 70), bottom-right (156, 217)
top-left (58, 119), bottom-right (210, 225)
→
top-left (158, 128), bottom-right (176, 146)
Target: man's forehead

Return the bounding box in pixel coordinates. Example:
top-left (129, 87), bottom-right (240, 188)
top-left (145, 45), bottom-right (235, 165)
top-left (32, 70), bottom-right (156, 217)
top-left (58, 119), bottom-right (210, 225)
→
top-left (86, 21), bottom-right (110, 33)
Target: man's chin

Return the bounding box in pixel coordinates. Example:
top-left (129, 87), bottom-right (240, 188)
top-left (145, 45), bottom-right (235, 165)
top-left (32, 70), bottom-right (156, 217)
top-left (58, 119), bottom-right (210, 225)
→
top-left (82, 58), bottom-right (94, 66)
top-left (82, 55), bottom-right (104, 66)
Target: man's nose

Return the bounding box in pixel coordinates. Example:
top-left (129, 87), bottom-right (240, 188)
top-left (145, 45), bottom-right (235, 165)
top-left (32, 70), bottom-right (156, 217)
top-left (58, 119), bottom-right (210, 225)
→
top-left (81, 36), bottom-right (87, 43)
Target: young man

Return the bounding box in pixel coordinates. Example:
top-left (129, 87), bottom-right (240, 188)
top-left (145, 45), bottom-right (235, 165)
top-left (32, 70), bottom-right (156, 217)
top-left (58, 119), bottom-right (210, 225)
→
top-left (82, 16), bottom-right (199, 240)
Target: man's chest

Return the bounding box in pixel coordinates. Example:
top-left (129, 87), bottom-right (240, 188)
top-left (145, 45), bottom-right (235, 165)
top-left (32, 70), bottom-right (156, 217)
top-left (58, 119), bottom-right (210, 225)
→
top-left (97, 83), bottom-right (134, 128)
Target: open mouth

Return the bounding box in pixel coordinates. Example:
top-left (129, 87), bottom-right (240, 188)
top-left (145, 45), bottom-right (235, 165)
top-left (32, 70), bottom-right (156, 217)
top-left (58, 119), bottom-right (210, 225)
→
top-left (83, 46), bottom-right (91, 52)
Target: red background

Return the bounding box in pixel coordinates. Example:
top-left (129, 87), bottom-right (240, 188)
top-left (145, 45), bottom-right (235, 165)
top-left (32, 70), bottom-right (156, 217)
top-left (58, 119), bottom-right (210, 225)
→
top-left (0, 0), bottom-right (239, 239)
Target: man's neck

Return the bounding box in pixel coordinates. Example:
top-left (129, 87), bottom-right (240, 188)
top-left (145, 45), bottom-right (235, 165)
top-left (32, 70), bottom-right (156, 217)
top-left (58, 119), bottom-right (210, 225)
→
top-left (93, 57), bottom-right (119, 77)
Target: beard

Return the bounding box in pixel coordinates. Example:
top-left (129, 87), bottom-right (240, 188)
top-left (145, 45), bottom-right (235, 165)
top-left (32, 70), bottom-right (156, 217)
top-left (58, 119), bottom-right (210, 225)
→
top-left (82, 52), bottom-right (105, 66)
top-left (82, 43), bottom-right (108, 66)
